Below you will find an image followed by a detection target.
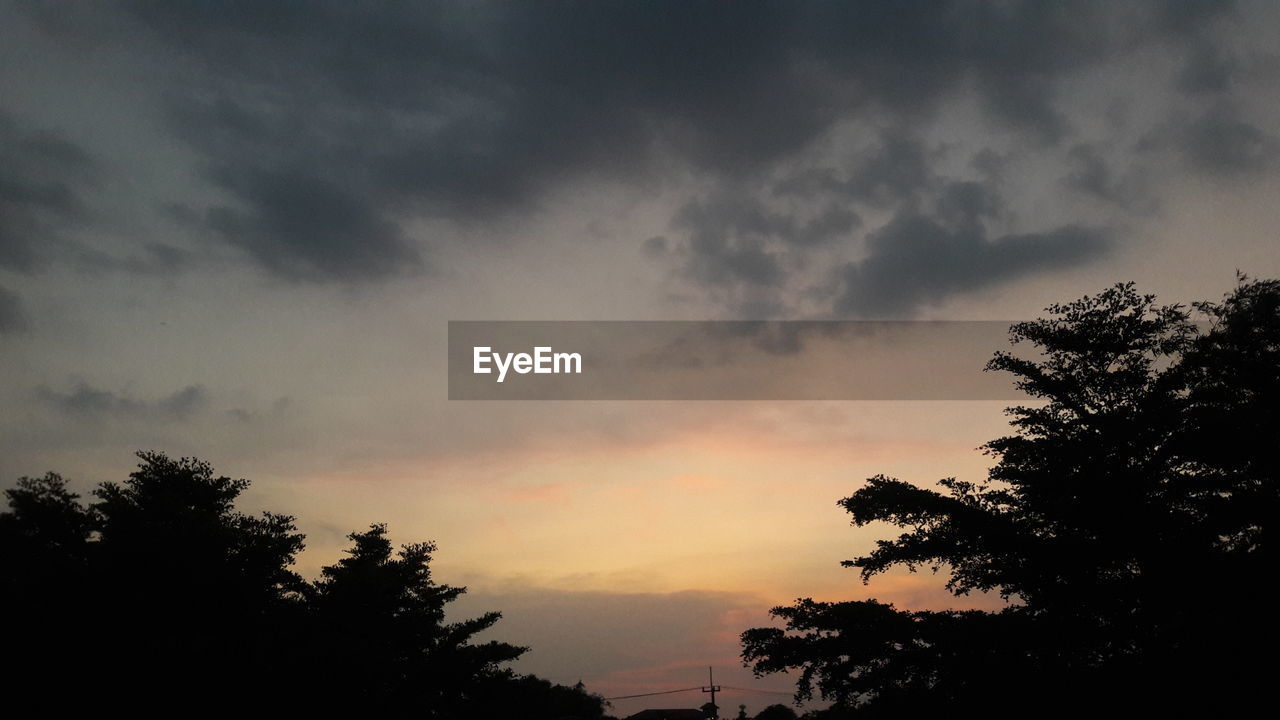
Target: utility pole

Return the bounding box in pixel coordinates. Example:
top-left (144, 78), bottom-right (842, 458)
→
top-left (701, 666), bottom-right (721, 719)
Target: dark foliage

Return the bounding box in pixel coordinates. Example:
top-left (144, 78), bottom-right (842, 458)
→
top-left (1, 452), bottom-right (610, 717)
top-left (743, 277), bottom-right (1280, 715)
top-left (754, 703), bottom-right (799, 720)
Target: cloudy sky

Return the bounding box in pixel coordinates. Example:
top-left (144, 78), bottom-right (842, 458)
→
top-left (3, 1), bottom-right (1279, 714)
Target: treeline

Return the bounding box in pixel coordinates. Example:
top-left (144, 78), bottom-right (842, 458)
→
top-left (1, 452), bottom-right (611, 718)
top-left (743, 277), bottom-right (1280, 716)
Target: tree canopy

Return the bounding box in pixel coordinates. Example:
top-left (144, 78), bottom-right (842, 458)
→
top-left (742, 277), bottom-right (1280, 715)
top-left (1, 452), bottom-right (611, 717)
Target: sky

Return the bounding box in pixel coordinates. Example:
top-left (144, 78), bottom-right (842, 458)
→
top-left (2, 1), bottom-right (1280, 715)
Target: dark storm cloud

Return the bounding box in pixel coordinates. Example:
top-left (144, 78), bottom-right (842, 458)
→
top-left (834, 206), bottom-right (1108, 318)
top-left (133, 0), bottom-right (842, 283)
top-left (1175, 103), bottom-right (1277, 176)
top-left (1176, 43), bottom-right (1239, 95)
top-left (775, 131), bottom-right (936, 207)
top-left (0, 111), bottom-right (97, 273)
top-left (56, 240), bottom-right (194, 278)
top-left (85, 4), bottom-right (1178, 275)
top-left (670, 192), bottom-right (860, 290)
top-left (659, 131), bottom-right (933, 311)
top-left (203, 166), bottom-right (421, 283)
top-left (673, 199), bottom-right (783, 290)
top-left (12, 1), bottom-right (1254, 307)
top-left (1134, 98), bottom-right (1279, 179)
top-left (0, 285), bottom-right (29, 334)
top-left (1063, 144), bottom-right (1127, 204)
top-left (157, 90), bottom-right (429, 283)
top-left (36, 383), bottom-right (208, 420)
top-left (131, 243), bottom-right (189, 274)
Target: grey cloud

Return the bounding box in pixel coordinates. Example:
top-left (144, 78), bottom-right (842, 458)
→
top-left (1152, 0), bottom-right (1239, 37)
top-left (203, 166), bottom-right (422, 283)
top-left (60, 241), bottom-right (194, 278)
top-left (973, 69), bottom-right (1069, 144)
top-left (797, 206), bottom-right (862, 246)
top-left (671, 198), bottom-right (784, 290)
top-left (1176, 43), bottom-right (1238, 95)
top-left (640, 236), bottom-right (668, 259)
top-left (136, 243), bottom-right (189, 273)
top-left (0, 285), bottom-right (30, 334)
top-left (1177, 103), bottom-right (1277, 176)
top-left (1134, 100), bottom-right (1277, 178)
top-left (834, 196), bottom-right (1109, 317)
top-left (159, 93), bottom-right (427, 283)
top-left (155, 385), bottom-right (207, 418)
top-left (0, 108), bottom-right (192, 278)
top-left (970, 148), bottom-right (1011, 182)
top-left (27, 1), bottom-right (1207, 285)
top-left (1063, 143), bottom-right (1127, 203)
top-left (36, 382), bottom-right (208, 420)
top-left (669, 192), bottom-right (859, 292)
top-left (843, 133), bottom-right (936, 206)
top-left (11, 1), bottom-right (1259, 310)
top-left (658, 134), bottom-right (938, 308)
top-left (775, 131), bottom-right (935, 207)
top-left (667, 150), bottom-right (1022, 318)
top-left (934, 181), bottom-right (1001, 227)
top-left (228, 396), bottom-right (291, 424)
top-left (0, 112), bottom-right (97, 273)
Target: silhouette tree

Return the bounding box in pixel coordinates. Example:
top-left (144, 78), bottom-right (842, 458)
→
top-left (467, 675), bottom-right (614, 719)
top-left (1, 451), bottom-right (611, 717)
top-left (90, 452), bottom-right (306, 707)
top-left (743, 278), bottom-right (1280, 714)
top-left (304, 523), bottom-right (526, 714)
top-left (1, 472), bottom-right (95, 699)
top-left (754, 703), bottom-right (799, 720)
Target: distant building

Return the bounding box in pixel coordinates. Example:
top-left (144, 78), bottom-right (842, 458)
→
top-left (624, 710), bottom-right (708, 720)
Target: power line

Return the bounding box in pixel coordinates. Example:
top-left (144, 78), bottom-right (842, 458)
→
top-left (720, 685), bottom-right (794, 696)
top-left (604, 686), bottom-right (703, 701)
top-left (604, 684), bottom-right (794, 701)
